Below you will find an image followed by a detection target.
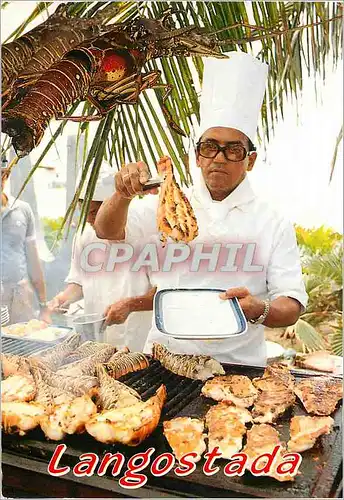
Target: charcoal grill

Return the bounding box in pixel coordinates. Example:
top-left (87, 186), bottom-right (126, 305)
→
top-left (1, 343), bottom-right (342, 498)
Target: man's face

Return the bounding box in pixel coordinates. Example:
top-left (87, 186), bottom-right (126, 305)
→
top-left (78, 200), bottom-right (102, 227)
top-left (196, 127), bottom-right (257, 200)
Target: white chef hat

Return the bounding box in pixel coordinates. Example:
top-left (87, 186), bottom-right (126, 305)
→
top-left (199, 51), bottom-right (268, 143)
top-left (77, 161), bottom-right (115, 201)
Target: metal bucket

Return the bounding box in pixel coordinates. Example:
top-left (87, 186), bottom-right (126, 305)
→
top-left (72, 313), bottom-right (106, 342)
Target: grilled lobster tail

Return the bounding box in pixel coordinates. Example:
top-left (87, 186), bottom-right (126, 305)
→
top-left (2, 50), bottom-right (95, 157)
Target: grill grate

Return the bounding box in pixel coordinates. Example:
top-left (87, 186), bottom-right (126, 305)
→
top-left (1, 337), bottom-right (51, 357)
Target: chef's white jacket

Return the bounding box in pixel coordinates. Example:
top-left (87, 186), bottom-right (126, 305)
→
top-left (123, 174), bottom-right (308, 365)
top-left (66, 223), bottom-right (152, 351)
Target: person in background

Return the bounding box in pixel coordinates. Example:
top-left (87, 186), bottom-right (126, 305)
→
top-left (94, 52), bottom-right (308, 365)
top-left (48, 162), bottom-right (155, 351)
top-left (1, 160), bottom-right (51, 324)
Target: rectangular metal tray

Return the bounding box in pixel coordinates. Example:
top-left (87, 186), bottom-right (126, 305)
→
top-left (1, 323), bottom-right (73, 344)
top-left (154, 288), bottom-right (248, 339)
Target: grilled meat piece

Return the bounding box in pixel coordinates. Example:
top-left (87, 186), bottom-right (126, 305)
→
top-left (152, 343), bottom-right (224, 381)
top-left (252, 364), bottom-right (295, 423)
top-left (205, 403), bottom-right (252, 459)
top-left (95, 364), bottom-right (141, 410)
top-left (62, 341), bottom-right (116, 365)
top-left (104, 352), bottom-right (149, 379)
top-left (294, 377), bottom-right (342, 415)
top-left (287, 415), bottom-right (334, 452)
top-left (56, 345), bottom-right (117, 377)
top-left (242, 424), bottom-right (295, 482)
top-left (32, 333), bottom-right (81, 370)
top-left (40, 394), bottom-right (97, 441)
top-left (2, 401), bottom-right (46, 436)
top-left (202, 375), bottom-right (258, 407)
top-left (1, 373), bottom-right (36, 402)
top-left (86, 384), bottom-right (166, 446)
top-left (295, 351), bottom-right (337, 373)
top-left (163, 417), bottom-right (206, 462)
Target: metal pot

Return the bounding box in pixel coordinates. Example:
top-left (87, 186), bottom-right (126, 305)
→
top-left (72, 313), bottom-right (106, 342)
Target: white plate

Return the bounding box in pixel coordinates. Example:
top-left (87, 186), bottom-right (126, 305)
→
top-left (154, 288), bottom-right (248, 340)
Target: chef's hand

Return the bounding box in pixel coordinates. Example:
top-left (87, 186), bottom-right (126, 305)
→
top-left (48, 293), bottom-right (69, 313)
top-left (104, 298), bottom-right (132, 326)
top-left (39, 307), bottom-right (52, 324)
top-left (115, 158), bottom-right (168, 200)
top-left (219, 287), bottom-right (265, 322)
top-left (115, 161), bottom-right (156, 200)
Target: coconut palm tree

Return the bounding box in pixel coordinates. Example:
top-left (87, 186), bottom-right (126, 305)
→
top-left (2, 1), bottom-right (343, 229)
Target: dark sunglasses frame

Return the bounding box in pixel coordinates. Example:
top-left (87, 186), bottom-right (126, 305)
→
top-left (196, 141), bottom-right (254, 162)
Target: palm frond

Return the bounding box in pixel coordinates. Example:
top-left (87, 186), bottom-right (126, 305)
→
top-left (285, 318), bottom-right (327, 353)
top-left (330, 328), bottom-right (343, 356)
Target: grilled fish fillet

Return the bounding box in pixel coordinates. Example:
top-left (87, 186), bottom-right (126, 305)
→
top-left (163, 417), bottom-right (206, 462)
top-left (157, 156), bottom-right (198, 246)
top-left (104, 351), bottom-right (149, 379)
top-left (287, 415), bottom-right (334, 452)
top-left (1, 374), bottom-right (36, 402)
top-left (294, 377), bottom-right (342, 415)
top-left (252, 364), bottom-right (295, 423)
top-left (56, 345), bottom-right (117, 377)
top-left (95, 364), bottom-right (141, 410)
top-left (152, 343), bottom-right (224, 381)
top-left (62, 341), bottom-right (116, 365)
top-left (86, 384), bottom-right (166, 446)
top-left (242, 424), bottom-right (295, 482)
top-left (202, 375), bottom-right (258, 407)
top-left (1, 353), bottom-right (32, 377)
top-left (32, 333), bottom-right (81, 370)
top-left (206, 403), bottom-right (252, 459)
top-left (2, 401), bottom-right (46, 436)
top-left (40, 394), bottom-right (97, 441)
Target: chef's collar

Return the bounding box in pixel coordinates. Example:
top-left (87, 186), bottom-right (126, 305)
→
top-left (193, 171), bottom-right (256, 214)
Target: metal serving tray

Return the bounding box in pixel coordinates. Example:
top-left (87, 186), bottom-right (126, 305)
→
top-left (154, 288), bottom-right (248, 340)
top-left (1, 323), bottom-right (73, 344)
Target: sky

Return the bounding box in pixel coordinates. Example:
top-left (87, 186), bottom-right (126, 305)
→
top-left (1, 1), bottom-right (343, 232)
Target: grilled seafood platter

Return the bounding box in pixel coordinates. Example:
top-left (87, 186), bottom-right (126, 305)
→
top-left (1, 342), bottom-right (342, 484)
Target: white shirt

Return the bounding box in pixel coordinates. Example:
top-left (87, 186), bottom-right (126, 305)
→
top-left (66, 223), bottom-right (152, 351)
top-left (124, 174), bottom-right (308, 365)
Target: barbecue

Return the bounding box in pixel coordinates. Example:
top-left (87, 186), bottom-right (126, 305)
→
top-left (294, 377), bottom-right (343, 415)
top-left (201, 374), bottom-right (258, 407)
top-left (1, 337), bottom-right (342, 498)
top-left (287, 415), bottom-right (334, 452)
top-left (205, 402), bottom-right (252, 459)
top-left (163, 417), bottom-right (206, 462)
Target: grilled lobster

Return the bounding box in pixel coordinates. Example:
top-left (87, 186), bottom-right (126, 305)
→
top-left (2, 4), bottom-right (120, 108)
top-left (2, 13), bottom-right (227, 157)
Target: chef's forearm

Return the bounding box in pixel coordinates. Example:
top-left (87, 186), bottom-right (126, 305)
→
top-left (26, 241), bottom-right (47, 302)
top-left (94, 192), bottom-right (131, 240)
top-left (263, 296), bottom-right (302, 328)
top-left (128, 287), bottom-right (157, 313)
top-left (59, 283), bottom-right (83, 305)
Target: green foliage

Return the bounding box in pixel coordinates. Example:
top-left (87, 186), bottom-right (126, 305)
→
top-left (41, 216), bottom-right (64, 253)
top-left (290, 225), bottom-right (343, 355)
top-left (295, 225), bottom-right (342, 256)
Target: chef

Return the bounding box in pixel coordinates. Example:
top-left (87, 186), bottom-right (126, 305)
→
top-left (49, 161), bottom-right (154, 351)
top-left (94, 51), bottom-right (308, 365)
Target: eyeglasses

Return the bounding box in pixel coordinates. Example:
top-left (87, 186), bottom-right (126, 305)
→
top-left (196, 141), bottom-right (250, 162)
